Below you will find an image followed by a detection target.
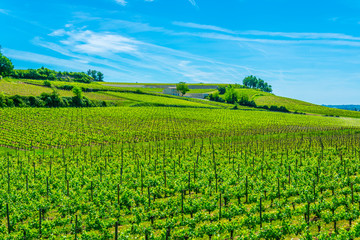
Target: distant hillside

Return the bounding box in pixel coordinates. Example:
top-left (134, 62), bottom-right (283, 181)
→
top-left (2, 78), bottom-right (360, 118)
top-left (230, 89), bottom-right (360, 118)
top-left (323, 105), bottom-right (360, 111)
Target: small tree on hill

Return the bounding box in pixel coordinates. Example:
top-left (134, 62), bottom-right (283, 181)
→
top-left (0, 47), bottom-right (14, 77)
top-left (224, 86), bottom-right (239, 104)
top-left (97, 72), bottom-right (104, 82)
top-left (176, 82), bottom-right (190, 96)
top-left (72, 87), bottom-right (84, 107)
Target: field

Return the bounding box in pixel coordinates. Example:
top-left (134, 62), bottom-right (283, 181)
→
top-left (0, 106), bottom-right (360, 239)
top-left (231, 89), bottom-right (360, 118)
top-left (2, 80), bottom-right (360, 239)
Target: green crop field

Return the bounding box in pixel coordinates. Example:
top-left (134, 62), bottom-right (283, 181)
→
top-left (2, 79), bottom-right (360, 239)
top-left (0, 79), bottom-right (128, 102)
top-left (0, 106), bottom-right (360, 239)
top-left (22, 79), bottom-right (165, 93)
top-left (101, 92), bottom-right (225, 108)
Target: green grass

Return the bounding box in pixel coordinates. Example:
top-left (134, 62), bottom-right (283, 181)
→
top-left (20, 79), bottom-right (165, 93)
top-left (187, 89), bottom-right (217, 94)
top-left (0, 78), bottom-right (130, 102)
top-left (221, 88), bottom-right (360, 118)
top-left (101, 92), bottom-right (219, 108)
top-left (0, 79), bottom-right (55, 96)
top-left (100, 82), bottom-right (228, 87)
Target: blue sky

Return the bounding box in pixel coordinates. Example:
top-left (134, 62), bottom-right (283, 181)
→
top-left (1, 0), bottom-right (360, 104)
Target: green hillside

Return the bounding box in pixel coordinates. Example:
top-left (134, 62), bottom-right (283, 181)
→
top-left (2, 78), bottom-right (360, 118)
top-left (230, 88), bottom-right (360, 118)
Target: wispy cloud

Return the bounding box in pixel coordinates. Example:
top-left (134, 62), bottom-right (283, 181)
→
top-left (173, 22), bottom-right (235, 34)
top-left (241, 30), bottom-right (360, 41)
top-left (188, 0), bottom-right (197, 6)
top-left (31, 25), bottom-right (269, 84)
top-left (49, 29), bottom-right (139, 55)
top-left (115, 0), bottom-right (127, 6)
top-left (172, 21), bottom-right (360, 47)
top-left (114, 0), bottom-right (155, 6)
top-left (0, 9), bottom-right (9, 15)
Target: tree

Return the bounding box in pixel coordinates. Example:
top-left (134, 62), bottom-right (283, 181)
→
top-left (243, 75), bottom-right (273, 93)
top-left (96, 72), bottom-right (104, 82)
top-left (224, 86), bottom-right (239, 104)
top-left (243, 75), bottom-right (258, 88)
top-left (91, 70), bottom-right (97, 80)
top-left (72, 86), bottom-right (83, 99)
top-left (176, 82), bottom-right (190, 96)
top-left (0, 49), bottom-right (14, 77)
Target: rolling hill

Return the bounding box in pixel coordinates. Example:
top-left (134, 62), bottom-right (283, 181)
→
top-left (1, 78), bottom-right (360, 118)
top-left (230, 88), bottom-right (360, 118)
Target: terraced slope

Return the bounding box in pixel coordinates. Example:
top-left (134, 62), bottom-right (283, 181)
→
top-left (232, 89), bottom-right (360, 118)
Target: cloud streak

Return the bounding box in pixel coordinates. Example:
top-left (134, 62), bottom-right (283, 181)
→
top-left (173, 22), bottom-right (235, 34)
top-left (115, 0), bottom-right (127, 6)
top-left (188, 0), bottom-right (197, 6)
top-left (173, 21), bottom-right (360, 42)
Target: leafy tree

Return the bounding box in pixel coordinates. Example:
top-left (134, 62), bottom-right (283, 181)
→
top-left (0, 48), bottom-right (14, 77)
top-left (91, 70), bottom-right (97, 80)
top-left (12, 68), bottom-right (93, 83)
top-left (72, 86), bottom-right (83, 99)
top-left (243, 75), bottom-right (272, 93)
top-left (176, 82), bottom-right (190, 96)
top-left (96, 71), bottom-right (104, 82)
top-left (224, 86), bottom-right (239, 104)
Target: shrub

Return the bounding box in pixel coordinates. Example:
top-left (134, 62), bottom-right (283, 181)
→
top-left (217, 86), bottom-right (226, 94)
top-left (238, 95), bottom-right (256, 107)
top-left (224, 87), bottom-right (239, 104)
top-left (44, 80), bottom-right (52, 87)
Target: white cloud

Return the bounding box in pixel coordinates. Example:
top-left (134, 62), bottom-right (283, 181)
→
top-left (171, 21), bottom-right (360, 48)
top-left (114, 0), bottom-right (155, 6)
top-left (188, 0), bottom-right (197, 6)
top-left (173, 22), bottom-right (235, 34)
top-left (50, 29), bottom-right (139, 55)
top-left (242, 30), bottom-right (360, 41)
top-left (115, 0), bottom-right (127, 6)
top-left (49, 29), bottom-right (67, 37)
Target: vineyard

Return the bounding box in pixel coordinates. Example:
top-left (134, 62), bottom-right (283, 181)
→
top-left (0, 106), bottom-right (360, 239)
top-left (231, 89), bottom-right (360, 119)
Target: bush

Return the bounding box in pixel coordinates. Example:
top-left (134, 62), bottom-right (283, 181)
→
top-left (238, 95), bottom-right (256, 107)
top-left (217, 86), bottom-right (226, 94)
top-left (224, 87), bottom-right (239, 104)
top-left (44, 80), bottom-right (52, 87)
top-left (268, 105), bottom-right (289, 113)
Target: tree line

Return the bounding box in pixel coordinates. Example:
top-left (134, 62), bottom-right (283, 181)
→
top-left (0, 87), bottom-right (109, 108)
top-left (0, 47), bottom-right (104, 83)
top-left (243, 75), bottom-right (272, 93)
top-left (208, 84), bottom-right (289, 113)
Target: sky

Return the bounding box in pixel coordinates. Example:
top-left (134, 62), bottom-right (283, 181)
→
top-left (1, 0), bottom-right (360, 104)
